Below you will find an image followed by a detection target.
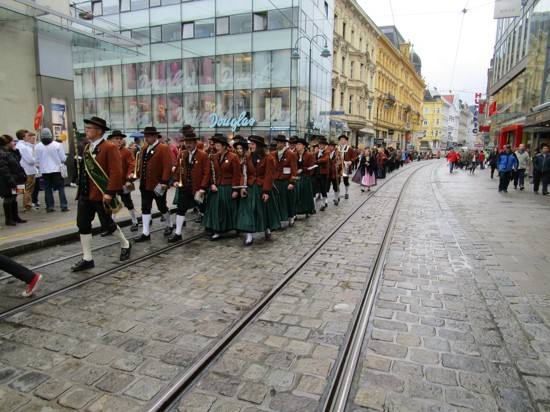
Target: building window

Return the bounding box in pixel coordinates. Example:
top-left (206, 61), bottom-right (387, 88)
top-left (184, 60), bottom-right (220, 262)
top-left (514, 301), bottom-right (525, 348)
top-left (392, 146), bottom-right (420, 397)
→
top-left (424, 107), bottom-right (429, 114)
top-left (359, 63), bottom-right (363, 81)
top-left (195, 19), bottom-right (215, 38)
top-left (132, 28), bottom-right (150, 44)
top-left (351, 30), bottom-right (355, 45)
top-left (325, 1), bottom-right (329, 18)
top-left (163, 23), bottom-right (181, 42)
top-left (332, 88), bottom-right (335, 109)
top-left (342, 22), bottom-right (346, 39)
top-left (217, 17), bottom-right (229, 35)
top-left (231, 14), bottom-right (252, 34)
top-left (182, 22), bottom-right (194, 39)
top-left (92, 1), bottom-right (102, 16)
top-left (120, 0), bottom-right (130, 12)
top-left (348, 95), bottom-right (353, 114)
top-left (359, 37), bottom-right (363, 51)
top-left (150, 0), bottom-right (161, 6)
top-left (131, 0), bottom-right (148, 11)
top-left (268, 8), bottom-right (296, 30)
top-left (423, 120), bottom-right (428, 126)
top-left (340, 92), bottom-right (344, 109)
top-left (253, 12), bottom-right (268, 31)
top-left (350, 61), bottom-right (354, 79)
top-left (150, 26), bottom-right (161, 43)
top-left (436, 119), bottom-right (440, 125)
top-left (341, 57), bottom-right (345, 72)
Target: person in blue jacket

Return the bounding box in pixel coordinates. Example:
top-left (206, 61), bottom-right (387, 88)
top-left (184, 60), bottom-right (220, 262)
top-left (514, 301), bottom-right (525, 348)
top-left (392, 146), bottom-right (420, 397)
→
top-left (497, 144), bottom-right (518, 193)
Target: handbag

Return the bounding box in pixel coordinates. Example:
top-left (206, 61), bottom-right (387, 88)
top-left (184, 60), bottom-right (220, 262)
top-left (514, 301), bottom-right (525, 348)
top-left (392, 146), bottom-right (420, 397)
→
top-left (60, 163), bottom-right (69, 178)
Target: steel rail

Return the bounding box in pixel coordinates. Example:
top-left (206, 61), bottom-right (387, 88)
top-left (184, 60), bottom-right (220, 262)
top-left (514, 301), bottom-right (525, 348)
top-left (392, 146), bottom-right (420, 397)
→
top-left (321, 162), bottom-right (437, 412)
top-left (145, 162), bottom-right (434, 412)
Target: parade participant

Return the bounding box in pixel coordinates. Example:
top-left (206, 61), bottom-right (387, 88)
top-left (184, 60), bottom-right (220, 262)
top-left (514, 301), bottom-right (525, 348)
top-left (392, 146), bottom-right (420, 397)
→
top-left (71, 117), bottom-right (132, 272)
top-left (327, 140), bottom-right (343, 206)
top-left (339, 135), bottom-right (357, 199)
top-left (15, 130), bottom-right (37, 212)
top-left (0, 134), bottom-right (27, 226)
top-left (203, 134), bottom-right (241, 240)
top-left (359, 148), bottom-right (376, 191)
top-left (0, 254), bottom-right (42, 297)
top-left (314, 136), bottom-right (330, 211)
top-left (235, 135), bottom-right (281, 245)
top-left (272, 135), bottom-right (297, 226)
top-left (169, 131), bottom-right (210, 242)
top-left (294, 137), bottom-right (316, 217)
top-left (288, 136), bottom-right (298, 152)
top-left (107, 130), bottom-right (139, 232)
top-left (268, 142), bottom-right (277, 153)
top-left (376, 146), bottom-right (388, 178)
top-left (134, 126), bottom-right (174, 242)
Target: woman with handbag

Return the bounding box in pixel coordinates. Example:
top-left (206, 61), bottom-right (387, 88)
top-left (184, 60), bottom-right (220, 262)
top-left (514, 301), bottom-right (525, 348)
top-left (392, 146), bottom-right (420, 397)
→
top-left (0, 134), bottom-right (28, 225)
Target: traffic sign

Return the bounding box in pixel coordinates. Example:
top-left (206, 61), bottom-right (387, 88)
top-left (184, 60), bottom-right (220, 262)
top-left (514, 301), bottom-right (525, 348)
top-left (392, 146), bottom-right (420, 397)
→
top-left (34, 105), bottom-right (44, 131)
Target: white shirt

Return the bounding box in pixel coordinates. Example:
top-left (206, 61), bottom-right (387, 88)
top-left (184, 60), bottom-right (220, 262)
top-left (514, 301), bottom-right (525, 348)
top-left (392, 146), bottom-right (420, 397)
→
top-left (89, 137), bottom-right (105, 153)
top-left (16, 140), bottom-right (38, 175)
top-left (35, 141), bottom-right (66, 174)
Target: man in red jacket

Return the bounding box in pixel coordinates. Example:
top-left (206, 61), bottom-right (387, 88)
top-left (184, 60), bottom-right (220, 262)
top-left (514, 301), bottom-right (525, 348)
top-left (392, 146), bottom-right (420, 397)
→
top-left (72, 117), bottom-right (132, 272)
top-left (447, 149), bottom-right (459, 173)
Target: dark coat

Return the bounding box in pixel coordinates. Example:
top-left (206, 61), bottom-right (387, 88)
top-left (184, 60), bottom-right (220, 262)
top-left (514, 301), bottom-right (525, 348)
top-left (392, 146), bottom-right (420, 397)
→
top-left (242, 152), bottom-right (276, 193)
top-left (211, 151), bottom-right (241, 187)
top-left (137, 142), bottom-right (173, 191)
top-left (174, 148), bottom-right (211, 193)
top-left (120, 146), bottom-right (136, 183)
top-left (81, 140), bottom-right (123, 200)
top-left (0, 147), bottom-right (26, 197)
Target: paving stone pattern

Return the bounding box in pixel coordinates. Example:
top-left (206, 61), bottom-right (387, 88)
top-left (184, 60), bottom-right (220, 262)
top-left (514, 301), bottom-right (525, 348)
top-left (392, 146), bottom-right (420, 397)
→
top-left (0, 163), bottom-right (419, 410)
top-left (351, 163), bottom-right (550, 411)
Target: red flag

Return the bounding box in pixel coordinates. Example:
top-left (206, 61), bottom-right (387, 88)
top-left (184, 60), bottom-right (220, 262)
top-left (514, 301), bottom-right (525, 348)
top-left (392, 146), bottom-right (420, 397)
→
top-left (488, 101), bottom-right (497, 117)
top-left (479, 102), bottom-right (486, 114)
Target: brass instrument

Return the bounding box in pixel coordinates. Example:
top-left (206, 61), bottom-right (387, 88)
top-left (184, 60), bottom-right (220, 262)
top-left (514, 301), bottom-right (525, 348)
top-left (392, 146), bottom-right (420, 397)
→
top-left (178, 152), bottom-right (183, 187)
top-left (336, 145), bottom-right (345, 178)
top-left (134, 150), bottom-right (141, 180)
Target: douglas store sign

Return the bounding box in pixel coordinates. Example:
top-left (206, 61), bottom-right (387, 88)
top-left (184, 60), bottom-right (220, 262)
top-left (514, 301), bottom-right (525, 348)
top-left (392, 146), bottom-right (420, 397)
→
top-left (209, 111), bottom-right (256, 132)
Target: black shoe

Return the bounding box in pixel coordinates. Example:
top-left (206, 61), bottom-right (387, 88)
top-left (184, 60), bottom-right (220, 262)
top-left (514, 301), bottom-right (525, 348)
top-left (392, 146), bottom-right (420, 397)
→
top-left (120, 244), bottom-right (132, 261)
top-left (71, 259), bottom-right (95, 272)
top-left (167, 233), bottom-right (182, 242)
top-left (194, 215), bottom-right (203, 223)
top-left (503, 190), bottom-right (508, 193)
top-left (14, 217), bottom-right (27, 223)
top-left (320, 205), bottom-right (326, 211)
top-left (211, 233), bottom-right (221, 241)
top-left (134, 233), bottom-right (151, 243)
top-left (265, 230), bottom-right (271, 239)
top-left (163, 226), bottom-right (173, 237)
top-left (100, 230), bottom-right (111, 237)
top-left (534, 191), bottom-right (539, 194)
top-left (514, 186), bottom-right (518, 190)
top-left (520, 186), bottom-right (524, 191)
top-left (160, 215), bottom-right (165, 222)
top-left (130, 223), bottom-right (139, 232)
top-left (46, 209), bottom-right (54, 213)
top-left (544, 192), bottom-right (549, 195)
top-left (344, 194), bottom-right (349, 199)
top-left (244, 238), bottom-right (254, 246)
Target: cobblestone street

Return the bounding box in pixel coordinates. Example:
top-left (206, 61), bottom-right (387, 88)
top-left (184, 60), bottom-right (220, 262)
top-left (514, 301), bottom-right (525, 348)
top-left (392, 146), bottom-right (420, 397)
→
top-left (1, 160), bottom-right (549, 411)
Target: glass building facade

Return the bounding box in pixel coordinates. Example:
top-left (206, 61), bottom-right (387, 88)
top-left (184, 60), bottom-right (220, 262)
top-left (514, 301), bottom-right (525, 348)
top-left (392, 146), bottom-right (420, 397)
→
top-left (72, 0), bottom-right (334, 141)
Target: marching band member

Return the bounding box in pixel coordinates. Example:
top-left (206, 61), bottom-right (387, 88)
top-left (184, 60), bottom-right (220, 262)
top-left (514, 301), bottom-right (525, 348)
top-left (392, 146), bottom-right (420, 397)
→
top-left (71, 117), bottom-right (132, 272)
top-left (235, 135), bottom-right (281, 246)
top-left (106, 130), bottom-right (139, 232)
top-left (272, 135), bottom-right (297, 227)
top-left (294, 137), bottom-right (316, 217)
top-left (327, 140), bottom-right (343, 206)
top-left (169, 131), bottom-right (210, 242)
top-left (339, 135), bottom-right (357, 199)
top-left (288, 135), bottom-right (298, 152)
top-left (134, 126), bottom-right (174, 243)
top-left (203, 134), bottom-right (242, 240)
top-left (314, 136), bottom-right (330, 211)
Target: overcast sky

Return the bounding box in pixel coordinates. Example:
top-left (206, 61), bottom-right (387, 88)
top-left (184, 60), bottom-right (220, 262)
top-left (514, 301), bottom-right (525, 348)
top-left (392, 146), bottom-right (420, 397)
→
top-left (357, 0), bottom-right (497, 106)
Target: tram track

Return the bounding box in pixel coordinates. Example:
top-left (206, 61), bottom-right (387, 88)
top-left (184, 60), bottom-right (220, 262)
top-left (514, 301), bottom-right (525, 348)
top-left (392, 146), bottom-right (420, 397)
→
top-left (143, 162), bottom-right (435, 412)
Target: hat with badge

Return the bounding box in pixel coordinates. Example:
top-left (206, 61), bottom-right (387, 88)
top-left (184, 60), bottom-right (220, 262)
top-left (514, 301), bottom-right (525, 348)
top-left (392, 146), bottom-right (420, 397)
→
top-left (211, 133), bottom-right (229, 146)
top-left (273, 134), bottom-right (288, 142)
top-left (143, 126), bottom-right (160, 135)
top-left (248, 135), bottom-right (266, 146)
top-left (84, 116), bottom-right (110, 131)
top-left (182, 131), bottom-right (199, 141)
top-left (107, 130), bottom-right (126, 139)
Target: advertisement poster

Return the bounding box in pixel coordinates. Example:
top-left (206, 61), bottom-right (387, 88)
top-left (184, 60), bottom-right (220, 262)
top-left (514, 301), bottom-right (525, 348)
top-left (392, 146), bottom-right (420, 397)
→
top-left (51, 97), bottom-right (69, 153)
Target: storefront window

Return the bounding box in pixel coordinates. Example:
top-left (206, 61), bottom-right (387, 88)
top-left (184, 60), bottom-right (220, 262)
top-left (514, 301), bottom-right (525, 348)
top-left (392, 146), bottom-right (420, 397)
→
top-left (182, 58), bottom-right (198, 89)
top-left (151, 61), bottom-right (167, 92)
top-left (217, 55), bottom-right (233, 89)
top-left (199, 57), bottom-right (216, 85)
top-left (252, 89), bottom-right (271, 124)
top-left (108, 65), bottom-right (122, 96)
top-left (167, 60), bottom-right (183, 91)
top-left (168, 94), bottom-right (183, 127)
top-left (83, 99), bottom-right (97, 121)
top-left (82, 68), bottom-right (96, 98)
top-left (182, 92), bottom-right (199, 125)
top-left (94, 67), bottom-right (109, 97)
top-left (163, 23), bottom-right (181, 42)
top-left (124, 97), bottom-right (138, 129)
top-left (216, 91), bottom-right (234, 118)
top-left (74, 72), bottom-right (83, 99)
top-left (269, 88), bottom-right (290, 123)
top-left (199, 92), bottom-right (216, 127)
top-left (271, 50), bottom-right (291, 87)
top-left (109, 97), bottom-right (124, 129)
top-left (137, 62), bottom-right (152, 90)
top-left (234, 90), bottom-right (251, 117)
top-left (96, 98), bottom-right (109, 122)
top-left (234, 53), bottom-right (252, 88)
top-left (152, 95), bottom-right (167, 126)
top-left (138, 96), bottom-right (152, 127)
top-left (123, 64), bottom-right (137, 94)
top-left (252, 51), bottom-right (271, 88)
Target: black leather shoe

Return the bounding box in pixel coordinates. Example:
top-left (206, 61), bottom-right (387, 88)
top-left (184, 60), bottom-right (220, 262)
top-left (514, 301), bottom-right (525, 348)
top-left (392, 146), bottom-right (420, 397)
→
top-left (130, 223), bottom-right (139, 232)
top-left (320, 205), bottom-right (327, 211)
top-left (163, 226), bottom-right (173, 236)
top-left (71, 259), bottom-right (95, 272)
top-left (244, 238), bottom-right (254, 246)
top-left (120, 244), bottom-right (132, 261)
top-left (167, 233), bottom-right (182, 242)
top-left (264, 230), bottom-right (271, 239)
top-left (194, 215), bottom-right (203, 223)
top-left (133, 233), bottom-right (151, 243)
top-left (344, 194), bottom-right (349, 199)
top-left (100, 230), bottom-right (111, 237)
top-left (211, 233), bottom-right (221, 241)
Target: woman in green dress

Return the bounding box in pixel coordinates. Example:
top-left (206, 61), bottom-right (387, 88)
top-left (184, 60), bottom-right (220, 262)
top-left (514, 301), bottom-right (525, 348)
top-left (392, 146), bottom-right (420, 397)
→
top-left (294, 138), bottom-right (316, 217)
top-left (235, 135), bottom-right (281, 246)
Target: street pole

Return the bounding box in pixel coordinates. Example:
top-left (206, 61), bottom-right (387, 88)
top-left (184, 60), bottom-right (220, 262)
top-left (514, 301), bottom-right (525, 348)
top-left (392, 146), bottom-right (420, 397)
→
top-left (308, 40), bottom-right (312, 143)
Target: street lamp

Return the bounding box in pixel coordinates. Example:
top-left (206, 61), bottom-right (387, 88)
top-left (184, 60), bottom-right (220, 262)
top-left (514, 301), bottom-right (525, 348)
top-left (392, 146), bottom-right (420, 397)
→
top-left (292, 34), bottom-right (331, 142)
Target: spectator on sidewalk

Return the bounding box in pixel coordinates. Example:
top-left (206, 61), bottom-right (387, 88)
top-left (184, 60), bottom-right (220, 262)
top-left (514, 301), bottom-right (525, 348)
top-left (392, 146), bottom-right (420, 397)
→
top-left (34, 128), bottom-right (69, 212)
top-left (15, 129), bottom-right (38, 211)
top-left (0, 254), bottom-right (42, 297)
top-left (497, 144), bottom-right (518, 193)
top-left (0, 134), bottom-right (27, 226)
top-left (513, 144), bottom-right (530, 190)
top-left (533, 143), bottom-right (550, 195)
top-left (486, 147), bottom-right (499, 179)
